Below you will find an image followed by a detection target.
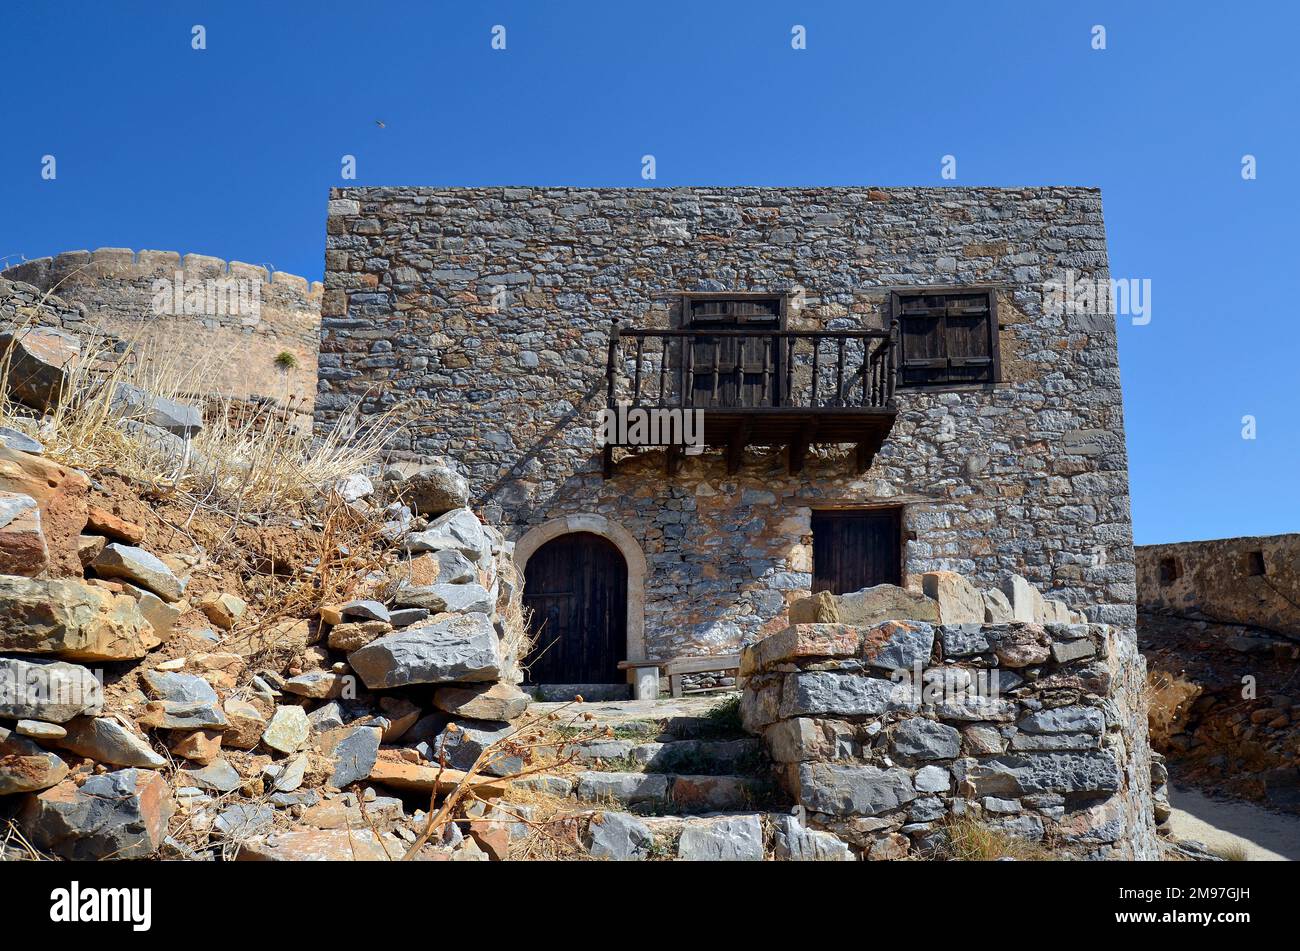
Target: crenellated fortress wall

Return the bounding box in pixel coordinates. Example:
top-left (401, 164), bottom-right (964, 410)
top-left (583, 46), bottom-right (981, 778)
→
top-left (2, 248), bottom-right (322, 415)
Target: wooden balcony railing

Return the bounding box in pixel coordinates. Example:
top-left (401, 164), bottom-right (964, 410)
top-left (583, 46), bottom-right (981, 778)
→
top-left (602, 320), bottom-right (900, 476)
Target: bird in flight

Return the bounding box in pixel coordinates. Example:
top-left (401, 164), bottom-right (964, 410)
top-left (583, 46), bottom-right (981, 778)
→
top-left (375, 120), bottom-right (386, 128)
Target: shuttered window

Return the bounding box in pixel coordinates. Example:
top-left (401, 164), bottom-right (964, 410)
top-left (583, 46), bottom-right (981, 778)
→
top-left (686, 295), bottom-right (782, 323)
top-left (892, 289), bottom-right (999, 388)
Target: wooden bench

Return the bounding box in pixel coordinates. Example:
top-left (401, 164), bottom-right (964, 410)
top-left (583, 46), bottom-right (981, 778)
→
top-left (618, 654), bottom-right (742, 700)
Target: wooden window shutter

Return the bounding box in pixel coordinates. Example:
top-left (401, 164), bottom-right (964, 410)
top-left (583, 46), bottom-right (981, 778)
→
top-left (893, 289), bottom-right (998, 387)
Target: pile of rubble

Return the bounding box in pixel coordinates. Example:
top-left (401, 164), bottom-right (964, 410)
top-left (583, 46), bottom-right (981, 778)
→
top-left (0, 422), bottom-right (542, 860)
top-left (1140, 611), bottom-right (1300, 814)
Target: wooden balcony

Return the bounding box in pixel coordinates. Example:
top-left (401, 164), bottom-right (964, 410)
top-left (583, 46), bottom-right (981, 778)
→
top-left (602, 321), bottom-right (899, 476)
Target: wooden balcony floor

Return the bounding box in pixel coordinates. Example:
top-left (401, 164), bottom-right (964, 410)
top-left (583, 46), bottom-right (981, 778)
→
top-left (604, 405), bottom-right (898, 476)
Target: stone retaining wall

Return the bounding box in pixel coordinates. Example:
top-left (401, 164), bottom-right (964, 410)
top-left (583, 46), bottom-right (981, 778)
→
top-left (740, 613), bottom-right (1158, 859)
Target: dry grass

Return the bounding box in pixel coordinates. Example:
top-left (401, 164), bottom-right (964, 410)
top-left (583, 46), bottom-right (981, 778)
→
top-left (1146, 669), bottom-right (1203, 749)
top-left (1211, 841), bottom-right (1250, 862)
top-left (1, 296), bottom-right (405, 520)
top-left (403, 699), bottom-right (612, 860)
top-left (940, 814), bottom-right (1058, 861)
top-left (495, 557), bottom-right (534, 683)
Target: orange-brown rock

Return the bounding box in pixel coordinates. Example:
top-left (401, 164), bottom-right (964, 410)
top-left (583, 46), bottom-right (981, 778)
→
top-left (0, 494), bottom-right (49, 576)
top-left (0, 445), bottom-right (89, 577)
top-left (368, 753), bottom-right (508, 797)
top-left (169, 729), bottom-right (223, 765)
top-left (0, 576), bottom-right (160, 661)
top-left (85, 505), bottom-right (145, 545)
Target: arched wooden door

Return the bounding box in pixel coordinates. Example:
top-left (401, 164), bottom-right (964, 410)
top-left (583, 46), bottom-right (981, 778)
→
top-left (523, 532), bottom-right (628, 684)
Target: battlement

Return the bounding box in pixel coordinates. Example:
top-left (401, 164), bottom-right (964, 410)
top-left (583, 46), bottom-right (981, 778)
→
top-left (1, 248), bottom-right (323, 298)
top-left (2, 247), bottom-right (322, 416)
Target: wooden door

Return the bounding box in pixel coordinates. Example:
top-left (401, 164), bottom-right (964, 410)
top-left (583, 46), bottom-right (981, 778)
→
top-left (686, 298), bottom-right (782, 408)
top-left (523, 533), bottom-right (627, 684)
top-left (811, 509), bottom-right (902, 595)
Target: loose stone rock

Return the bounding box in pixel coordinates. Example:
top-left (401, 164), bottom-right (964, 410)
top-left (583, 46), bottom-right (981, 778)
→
top-left (0, 576), bottom-right (159, 660)
top-left (262, 706), bottom-right (310, 754)
top-left (391, 581), bottom-right (493, 615)
top-left (0, 657), bottom-right (102, 722)
top-left (181, 758), bottom-right (243, 793)
top-left (90, 543), bottom-right (185, 602)
top-left (348, 612), bottom-right (501, 689)
top-left (433, 682), bottom-right (530, 721)
top-left (199, 592), bottom-right (246, 630)
top-left (319, 724), bottom-right (382, 787)
top-left (20, 767), bottom-right (174, 860)
top-left (339, 599), bottom-right (390, 623)
top-left (58, 716), bottom-right (167, 768)
top-left (142, 669), bottom-right (218, 705)
top-left (0, 725), bottom-right (69, 794)
top-left (15, 719), bottom-right (67, 741)
top-left (401, 461), bottom-right (470, 517)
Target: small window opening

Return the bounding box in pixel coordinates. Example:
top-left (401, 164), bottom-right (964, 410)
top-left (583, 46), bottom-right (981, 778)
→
top-left (1158, 557), bottom-right (1181, 586)
top-left (1245, 550), bottom-right (1266, 577)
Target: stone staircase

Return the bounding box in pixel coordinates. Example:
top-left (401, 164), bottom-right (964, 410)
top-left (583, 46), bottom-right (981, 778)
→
top-left (496, 696), bottom-right (853, 860)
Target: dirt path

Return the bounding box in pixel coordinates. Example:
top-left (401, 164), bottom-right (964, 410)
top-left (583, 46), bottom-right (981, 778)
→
top-left (1167, 785), bottom-right (1300, 861)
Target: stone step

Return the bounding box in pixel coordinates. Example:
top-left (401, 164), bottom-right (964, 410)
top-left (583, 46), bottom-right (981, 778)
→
top-left (531, 695), bottom-right (747, 742)
top-left (524, 684), bottom-right (633, 702)
top-left (581, 809), bottom-right (855, 861)
top-left (572, 770), bottom-right (779, 814)
top-left (567, 737), bottom-right (764, 775)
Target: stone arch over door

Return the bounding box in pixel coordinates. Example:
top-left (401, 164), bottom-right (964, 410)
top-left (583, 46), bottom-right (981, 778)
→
top-left (515, 515), bottom-right (648, 665)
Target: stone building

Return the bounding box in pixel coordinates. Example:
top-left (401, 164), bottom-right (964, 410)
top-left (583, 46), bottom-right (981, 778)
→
top-left (316, 186), bottom-right (1135, 689)
top-left (2, 248), bottom-right (322, 419)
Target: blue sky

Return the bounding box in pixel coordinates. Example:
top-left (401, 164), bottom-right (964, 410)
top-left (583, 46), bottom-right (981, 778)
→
top-left (1, 1), bottom-right (1296, 545)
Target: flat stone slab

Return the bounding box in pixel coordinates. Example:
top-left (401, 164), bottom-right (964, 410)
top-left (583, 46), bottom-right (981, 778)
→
top-left (237, 828), bottom-right (406, 861)
top-left (89, 543), bottom-right (186, 602)
top-left (348, 612), bottom-right (501, 689)
top-left (576, 771), bottom-right (671, 806)
top-left (0, 657), bottom-right (103, 722)
top-left (676, 814), bottom-right (764, 861)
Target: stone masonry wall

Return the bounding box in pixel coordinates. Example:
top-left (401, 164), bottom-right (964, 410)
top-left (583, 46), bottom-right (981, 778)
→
top-left (740, 613), bottom-right (1159, 860)
top-left (3, 249), bottom-right (322, 416)
top-left (1137, 534), bottom-right (1300, 638)
top-left (316, 186), bottom-right (1135, 665)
